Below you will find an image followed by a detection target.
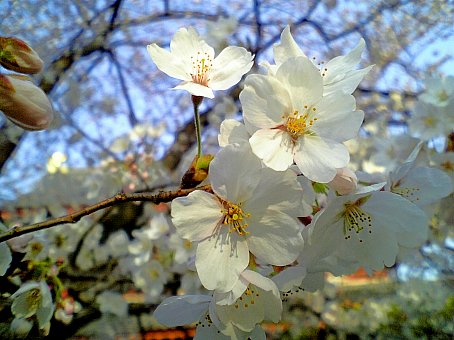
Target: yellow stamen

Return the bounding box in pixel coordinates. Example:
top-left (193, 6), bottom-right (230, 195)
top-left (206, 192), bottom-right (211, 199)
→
top-left (221, 200), bottom-right (251, 235)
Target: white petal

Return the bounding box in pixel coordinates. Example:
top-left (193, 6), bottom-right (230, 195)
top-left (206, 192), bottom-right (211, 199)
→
top-left (195, 322), bottom-right (230, 340)
top-left (170, 27), bottom-right (214, 62)
top-left (147, 44), bottom-right (189, 80)
top-left (214, 275), bottom-right (248, 305)
top-left (210, 46), bottom-right (254, 90)
top-left (301, 271), bottom-right (325, 292)
top-left (240, 75), bottom-right (291, 130)
top-left (323, 38), bottom-right (365, 85)
top-left (273, 25), bottom-right (306, 65)
top-left (209, 144), bottom-right (261, 202)
top-left (154, 295), bottom-right (212, 327)
top-left (244, 167), bottom-right (303, 217)
top-left (171, 191), bottom-right (222, 241)
top-left (174, 81), bottom-right (214, 98)
top-left (364, 192), bottom-right (428, 248)
top-left (259, 60), bottom-right (278, 75)
top-left (11, 281), bottom-right (40, 298)
top-left (249, 129), bottom-right (294, 171)
top-left (391, 166), bottom-right (453, 206)
top-left (11, 292), bottom-right (38, 318)
top-left (323, 66), bottom-right (374, 95)
top-left (294, 136), bottom-right (349, 182)
top-left (0, 242), bottom-right (12, 276)
top-left (36, 286), bottom-right (54, 328)
top-left (246, 210), bottom-right (303, 265)
top-left (218, 119), bottom-right (250, 147)
top-left (272, 266), bottom-right (306, 292)
top-left (312, 93), bottom-right (364, 141)
top-left (275, 56), bottom-right (323, 109)
top-left (242, 270), bottom-right (280, 295)
top-left (196, 231), bottom-right (249, 292)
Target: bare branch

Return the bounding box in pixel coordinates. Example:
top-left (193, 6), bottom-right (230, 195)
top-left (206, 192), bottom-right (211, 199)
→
top-left (0, 185), bottom-right (211, 243)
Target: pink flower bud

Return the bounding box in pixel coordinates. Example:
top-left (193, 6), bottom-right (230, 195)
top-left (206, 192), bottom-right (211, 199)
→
top-left (0, 74), bottom-right (54, 130)
top-left (328, 167), bottom-right (358, 195)
top-left (0, 37), bottom-right (44, 74)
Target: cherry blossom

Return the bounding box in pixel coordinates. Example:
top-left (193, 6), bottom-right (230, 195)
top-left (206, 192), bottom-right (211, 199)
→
top-left (171, 144), bottom-right (304, 292)
top-left (261, 26), bottom-right (373, 96)
top-left (10, 281), bottom-right (54, 330)
top-left (147, 27), bottom-right (254, 99)
top-left (241, 56), bottom-right (364, 182)
top-left (305, 189), bottom-right (428, 273)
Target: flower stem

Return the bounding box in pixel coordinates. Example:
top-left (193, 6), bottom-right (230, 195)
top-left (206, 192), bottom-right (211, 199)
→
top-left (192, 95), bottom-right (203, 158)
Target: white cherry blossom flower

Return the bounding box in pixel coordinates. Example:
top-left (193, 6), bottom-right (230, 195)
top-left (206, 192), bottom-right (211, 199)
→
top-left (132, 259), bottom-right (167, 303)
top-left (154, 270), bottom-right (278, 338)
top-left (306, 189), bottom-right (428, 273)
top-left (408, 101), bottom-right (450, 140)
top-left (386, 160), bottom-right (453, 207)
top-left (214, 270), bottom-right (282, 332)
top-left (96, 291), bottom-right (128, 318)
top-left (241, 56), bottom-right (364, 182)
top-left (261, 26), bottom-right (373, 96)
top-left (168, 233), bottom-right (195, 266)
top-left (171, 144), bottom-right (304, 292)
top-left (431, 151), bottom-right (454, 181)
top-left (419, 75), bottom-right (454, 107)
top-left (11, 281), bottom-right (54, 329)
top-left (147, 27), bottom-right (254, 98)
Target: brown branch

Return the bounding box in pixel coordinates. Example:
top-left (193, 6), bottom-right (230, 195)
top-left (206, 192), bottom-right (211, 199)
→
top-left (0, 185), bottom-right (211, 243)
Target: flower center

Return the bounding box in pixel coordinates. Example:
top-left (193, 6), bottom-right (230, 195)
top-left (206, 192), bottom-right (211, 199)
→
top-left (26, 288), bottom-right (42, 310)
top-left (233, 285), bottom-right (260, 310)
top-left (190, 51), bottom-right (212, 86)
top-left (341, 196), bottom-right (373, 243)
top-left (284, 109), bottom-right (317, 140)
top-left (391, 185), bottom-right (420, 203)
top-left (438, 89), bottom-right (448, 102)
top-left (423, 116), bottom-right (436, 127)
top-left (221, 201), bottom-right (251, 236)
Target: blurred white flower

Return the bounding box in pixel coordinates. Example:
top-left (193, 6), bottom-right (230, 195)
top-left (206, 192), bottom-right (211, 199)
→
top-left (419, 75), bottom-right (454, 107)
top-left (11, 281), bottom-right (54, 329)
top-left (408, 101), bottom-right (450, 140)
top-left (132, 259), bottom-right (167, 303)
top-left (96, 291), bottom-right (128, 318)
top-left (204, 16), bottom-right (238, 51)
top-left (9, 317), bottom-right (33, 338)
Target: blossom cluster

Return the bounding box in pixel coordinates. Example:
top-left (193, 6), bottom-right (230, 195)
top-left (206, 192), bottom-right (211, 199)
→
top-left (0, 24), bottom-right (452, 339)
top-left (146, 26), bottom-right (453, 339)
top-left (408, 75), bottom-right (454, 141)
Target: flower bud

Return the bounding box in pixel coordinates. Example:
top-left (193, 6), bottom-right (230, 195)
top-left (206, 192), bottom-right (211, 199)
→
top-left (0, 37), bottom-right (44, 74)
top-left (328, 167), bottom-right (358, 195)
top-left (0, 74), bottom-right (54, 130)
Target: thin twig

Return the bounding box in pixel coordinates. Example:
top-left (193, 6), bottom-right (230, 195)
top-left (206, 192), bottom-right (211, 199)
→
top-left (0, 185), bottom-right (211, 243)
